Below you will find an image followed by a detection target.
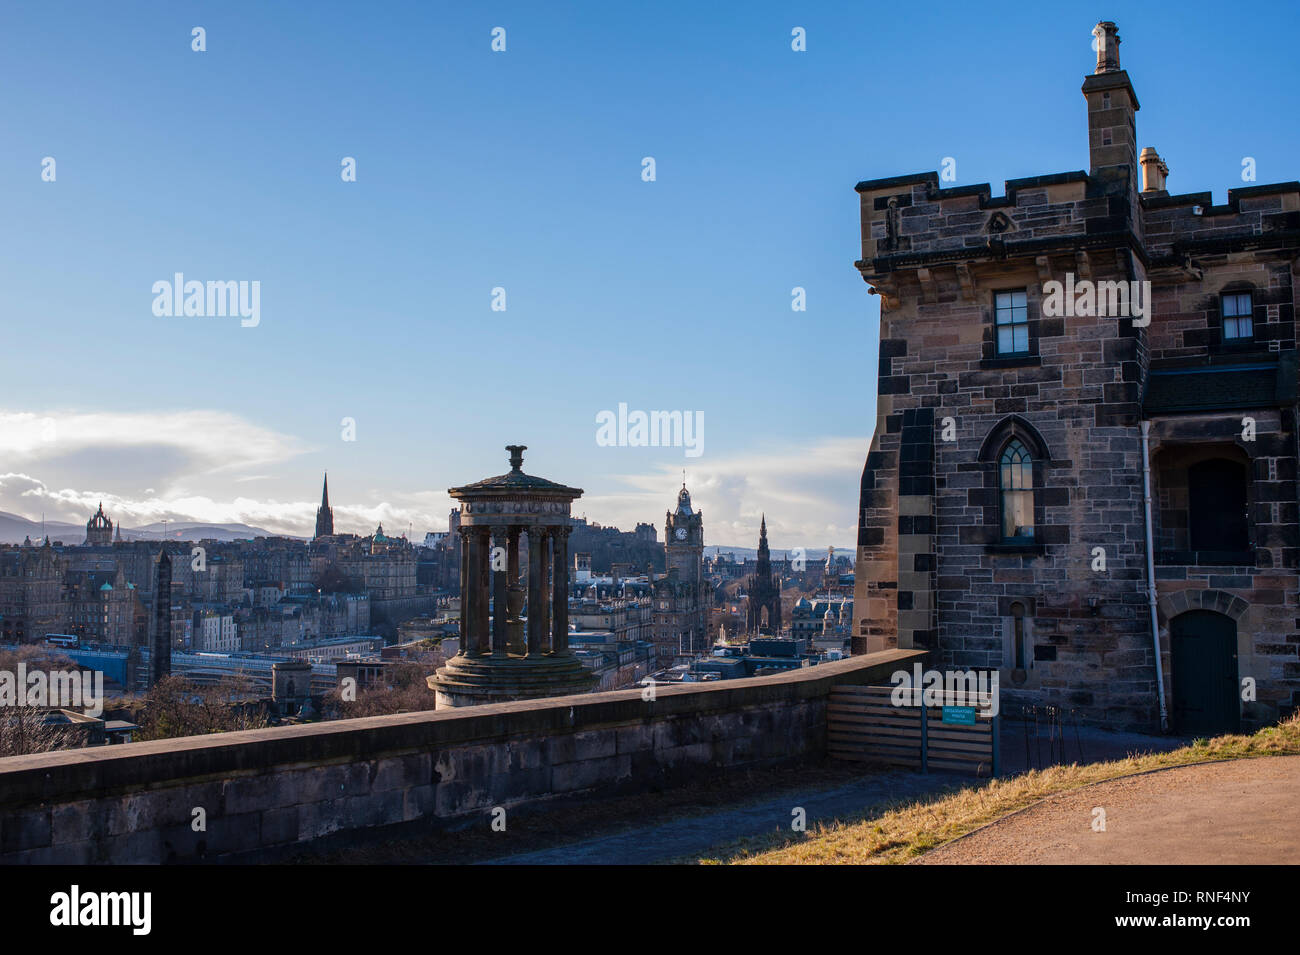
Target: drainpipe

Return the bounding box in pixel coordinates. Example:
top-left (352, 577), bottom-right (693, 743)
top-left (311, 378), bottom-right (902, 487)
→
top-left (1140, 419), bottom-right (1169, 731)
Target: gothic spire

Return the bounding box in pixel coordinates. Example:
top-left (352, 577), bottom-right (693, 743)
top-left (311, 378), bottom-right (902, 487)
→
top-left (315, 472), bottom-right (335, 538)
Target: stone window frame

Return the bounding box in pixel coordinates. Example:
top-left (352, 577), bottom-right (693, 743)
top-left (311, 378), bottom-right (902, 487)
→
top-left (993, 288), bottom-right (1031, 357)
top-left (982, 286), bottom-right (1042, 368)
top-left (977, 416), bottom-right (1053, 554)
top-left (1218, 284), bottom-right (1256, 348)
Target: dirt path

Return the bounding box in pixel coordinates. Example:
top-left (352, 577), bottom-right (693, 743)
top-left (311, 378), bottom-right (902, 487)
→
top-left (485, 770), bottom-right (957, 865)
top-left (918, 755), bottom-right (1300, 864)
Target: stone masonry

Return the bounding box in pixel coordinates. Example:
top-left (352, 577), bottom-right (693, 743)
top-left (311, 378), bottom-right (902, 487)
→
top-left (851, 21), bottom-right (1300, 732)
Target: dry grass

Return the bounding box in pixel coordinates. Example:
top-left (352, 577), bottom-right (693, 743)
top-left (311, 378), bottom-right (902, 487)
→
top-left (697, 712), bottom-right (1300, 865)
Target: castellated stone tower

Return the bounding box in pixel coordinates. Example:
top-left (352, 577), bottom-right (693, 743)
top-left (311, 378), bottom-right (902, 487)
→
top-left (850, 21), bottom-right (1300, 734)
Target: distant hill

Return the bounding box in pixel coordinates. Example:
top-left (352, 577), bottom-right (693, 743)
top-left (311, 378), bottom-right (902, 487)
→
top-left (0, 512), bottom-right (84, 544)
top-left (706, 545), bottom-right (855, 565)
top-left (0, 512), bottom-right (283, 544)
top-left (128, 521), bottom-right (284, 542)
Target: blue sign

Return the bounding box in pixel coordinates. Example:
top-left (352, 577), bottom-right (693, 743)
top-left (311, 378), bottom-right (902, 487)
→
top-left (942, 705), bottom-right (976, 725)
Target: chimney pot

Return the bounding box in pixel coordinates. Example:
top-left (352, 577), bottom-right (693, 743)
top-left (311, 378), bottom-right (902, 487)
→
top-left (1140, 146), bottom-right (1168, 193)
top-left (1093, 21), bottom-right (1121, 74)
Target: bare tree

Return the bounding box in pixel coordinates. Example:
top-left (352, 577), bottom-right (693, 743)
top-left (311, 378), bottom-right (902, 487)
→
top-left (0, 645), bottom-right (84, 756)
top-left (137, 675), bottom-right (268, 741)
top-left (0, 705), bottom-right (77, 757)
top-left (323, 659), bottom-right (443, 719)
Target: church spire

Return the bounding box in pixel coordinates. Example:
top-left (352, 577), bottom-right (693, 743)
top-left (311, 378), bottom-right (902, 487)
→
top-left (314, 472), bottom-right (335, 539)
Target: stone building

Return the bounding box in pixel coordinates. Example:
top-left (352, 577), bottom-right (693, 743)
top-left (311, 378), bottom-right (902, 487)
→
top-left (851, 21), bottom-right (1299, 734)
top-left (66, 564), bottom-right (138, 645)
top-left (652, 484), bottom-right (709, 658)
top-left (0, 539), bottom-right (67, 643)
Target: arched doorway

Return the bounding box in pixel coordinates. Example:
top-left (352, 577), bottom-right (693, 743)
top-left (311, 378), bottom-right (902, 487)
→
top-left (1170, 610), bottom-right (1240, 736)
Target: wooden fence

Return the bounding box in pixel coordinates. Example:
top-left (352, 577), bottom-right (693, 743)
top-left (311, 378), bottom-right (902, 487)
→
top-left (826, 684), bottom-right (1000, 776)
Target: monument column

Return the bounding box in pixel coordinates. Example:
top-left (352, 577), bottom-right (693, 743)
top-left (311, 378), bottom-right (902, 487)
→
top-left (527, 527), bottom-right (545, 655)
top-left (507, 524), bottom-right (524, 654)
top-left (491, 525), bottom-right (509, 655)
top-left (475, 526), bottom-right (492, 654)
top-left (462, 526), bottom-right (480, 656)
top-left (551, 526), bottom-right (571, 654)
top-left (536, 527), bottom-right (552, 652)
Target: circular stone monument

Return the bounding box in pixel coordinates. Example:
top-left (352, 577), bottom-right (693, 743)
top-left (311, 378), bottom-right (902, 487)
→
top-left (429, 445), bottom-right (597, 707)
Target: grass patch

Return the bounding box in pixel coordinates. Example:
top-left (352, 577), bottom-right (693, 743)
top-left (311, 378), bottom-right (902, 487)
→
top-left (697, 712), bottom-right (1300, 865)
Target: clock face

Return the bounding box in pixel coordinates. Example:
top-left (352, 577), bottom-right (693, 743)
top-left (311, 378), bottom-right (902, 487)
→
top-left (675, 527), bottom-right (688, 541)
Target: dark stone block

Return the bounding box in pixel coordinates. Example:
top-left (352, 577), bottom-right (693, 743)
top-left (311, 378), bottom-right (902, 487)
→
top-left (1039, 487), bottom-right (1070, 507)
top-left (879, 376), bottom-right (912, 395)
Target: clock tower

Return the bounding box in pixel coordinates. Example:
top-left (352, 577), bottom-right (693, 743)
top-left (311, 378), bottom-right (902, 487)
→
top-left (665, 483), bottom-right (704, 579)
top-left (653, 483), bottom-right (709, 661)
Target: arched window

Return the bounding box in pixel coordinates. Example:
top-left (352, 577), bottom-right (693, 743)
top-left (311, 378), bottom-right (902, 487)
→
top-left (999, 439), bottom-right (1034, 540)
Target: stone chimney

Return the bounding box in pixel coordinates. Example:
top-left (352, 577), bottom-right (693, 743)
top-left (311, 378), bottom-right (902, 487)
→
top-left (1082, 21), bottom-right (1140, 210)
top-left (1093, 21), bottom-right (1121, 73)
top-left (1140, 147), bottom-right (1169, 194)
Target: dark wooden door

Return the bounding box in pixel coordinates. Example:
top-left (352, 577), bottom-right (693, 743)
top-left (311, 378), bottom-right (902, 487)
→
top-left (1171, 610), bottom-right (1240, 736)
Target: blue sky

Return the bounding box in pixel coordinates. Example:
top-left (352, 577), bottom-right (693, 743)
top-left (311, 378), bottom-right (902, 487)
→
top-left (1, 0), bottom-right (1296, 548)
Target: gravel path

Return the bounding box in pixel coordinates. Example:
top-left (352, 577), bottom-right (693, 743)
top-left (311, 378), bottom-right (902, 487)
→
top-left (485, 770), bottom-right (959, 865)
top-left (918, 755), bottom-right (1300, 864)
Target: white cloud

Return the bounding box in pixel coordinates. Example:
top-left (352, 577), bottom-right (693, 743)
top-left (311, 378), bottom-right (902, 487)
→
top-left (581, 435), bottom-right (865, 549)
top-left (0, 409), bottom-right (308, 472)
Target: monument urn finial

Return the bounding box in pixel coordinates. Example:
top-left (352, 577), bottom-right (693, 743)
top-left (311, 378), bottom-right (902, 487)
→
top-left (506, 444), bottom-right (527, 473)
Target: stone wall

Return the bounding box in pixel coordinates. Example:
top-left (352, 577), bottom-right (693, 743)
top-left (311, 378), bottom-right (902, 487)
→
top-left (0, 648), bottom-right (923, 864)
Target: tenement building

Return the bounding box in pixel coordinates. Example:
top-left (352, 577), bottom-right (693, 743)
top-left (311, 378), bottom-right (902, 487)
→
top-left (851, 21), bottom-right (1299, 734)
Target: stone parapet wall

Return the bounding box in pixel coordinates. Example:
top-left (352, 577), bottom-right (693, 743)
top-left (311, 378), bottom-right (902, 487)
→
top-left (0, 648), bottom-right (924, 864)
